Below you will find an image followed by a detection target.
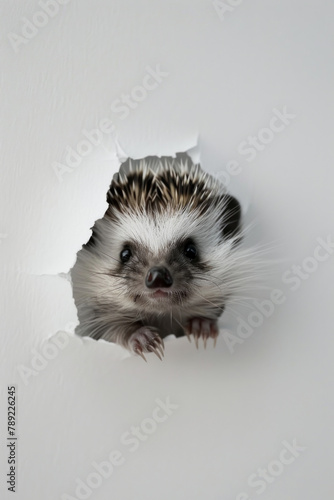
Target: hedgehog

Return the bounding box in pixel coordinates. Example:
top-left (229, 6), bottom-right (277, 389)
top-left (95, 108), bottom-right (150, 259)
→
top-left (71, 152), bottom-right (249, 361)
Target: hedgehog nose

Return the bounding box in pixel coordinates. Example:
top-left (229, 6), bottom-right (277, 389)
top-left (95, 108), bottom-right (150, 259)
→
top-left (145, 266), bottom-right (173, 289)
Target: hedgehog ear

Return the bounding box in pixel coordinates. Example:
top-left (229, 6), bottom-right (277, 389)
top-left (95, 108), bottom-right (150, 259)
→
top-left (221, 194), bottom-right (242, 239)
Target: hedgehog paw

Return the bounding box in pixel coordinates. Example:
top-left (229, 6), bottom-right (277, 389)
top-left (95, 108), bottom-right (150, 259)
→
top-left (185, 318), bottom-right (219, 349)
top-left (129, 327), bottom-right (165, 361)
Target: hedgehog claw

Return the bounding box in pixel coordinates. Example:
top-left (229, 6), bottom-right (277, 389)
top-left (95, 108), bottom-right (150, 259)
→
top-left (148, 338), bottom-right (164, 360)
top-left (150, 337), bottom-right (164, 358)
top-left (129, 327), bottom-right (165, 361)
top-left (185, 328), bottom-right (191, 342)
top-left (186, 318), bottom-right (219, 350)
top-left (155, 342), bottom-right (165, 358)
top-left (148, 345), bottom-right (162, 360)
top-left (211, 322), bottom-right (219, 348)
top-left (136, 349), bottom-right (147, 362)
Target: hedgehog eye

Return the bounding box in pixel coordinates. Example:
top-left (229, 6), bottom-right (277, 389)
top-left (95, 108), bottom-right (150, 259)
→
top-left (120, 247), bottom-right (132, 263)
top-left (184, 242), bottom-right (197, 260)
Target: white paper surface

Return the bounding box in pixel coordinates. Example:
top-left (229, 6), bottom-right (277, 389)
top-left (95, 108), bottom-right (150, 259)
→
top-left (1, 1), bottom-right (334, 499)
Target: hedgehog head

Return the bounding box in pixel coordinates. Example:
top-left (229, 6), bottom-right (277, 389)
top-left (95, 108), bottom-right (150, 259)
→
top-left (74, 154), bottom-right (243, 318)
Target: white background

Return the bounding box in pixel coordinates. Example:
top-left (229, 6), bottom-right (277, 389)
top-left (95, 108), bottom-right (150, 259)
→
top-left (1, 1), bottom-right (334, 499)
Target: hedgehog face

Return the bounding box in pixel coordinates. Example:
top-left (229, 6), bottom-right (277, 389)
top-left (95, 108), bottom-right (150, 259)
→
top-left (114, 234), bottom-right (206, 311)
top-left (88, 201), bottom-right (241, 316)
top-left (91, 208), bottom-right (203, 312)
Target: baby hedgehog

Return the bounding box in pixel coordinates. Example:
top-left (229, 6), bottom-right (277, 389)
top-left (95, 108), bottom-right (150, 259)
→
top-left (71, 153), bottom-right (243, 361)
